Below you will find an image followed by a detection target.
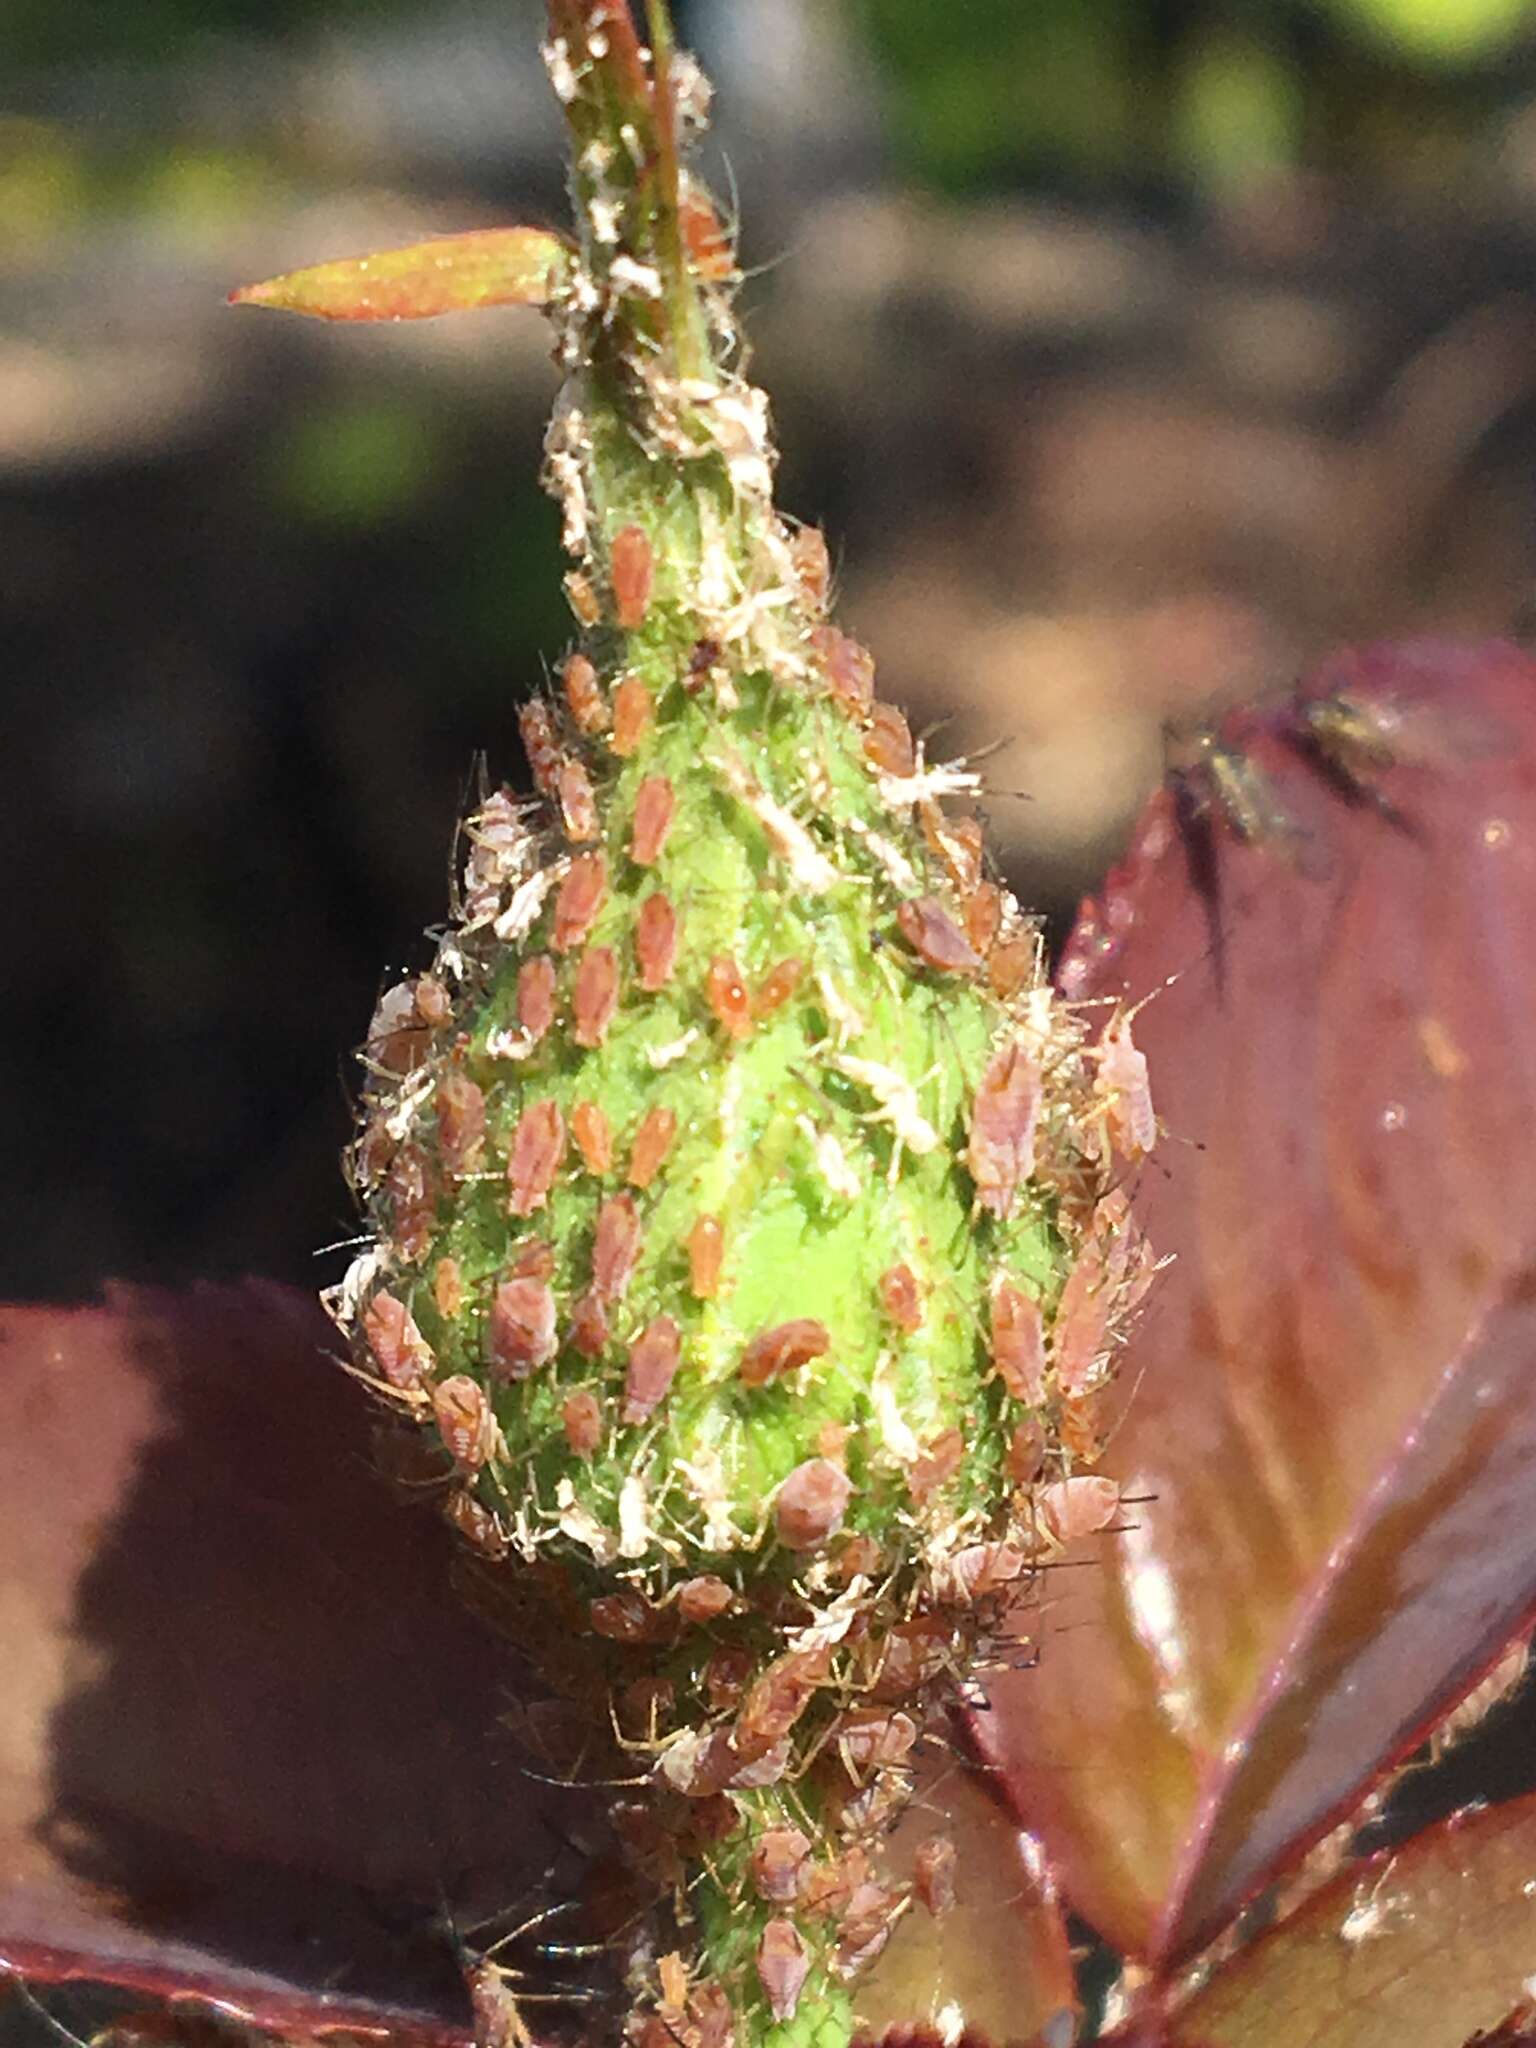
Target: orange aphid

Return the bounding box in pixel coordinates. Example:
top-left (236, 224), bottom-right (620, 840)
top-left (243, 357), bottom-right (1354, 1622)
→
top-left (686, 1213), bottom-right (725, 1299)
top-left (569, 1289), bottom-right (610, 1358)
top-left (788, 525), bottom-right (831, 611)
top-left (754, 956), bottom-right (805, 1017)
top-left (517, 954), bottom-right (557, 1041)
top-left (1007, 1418), bottom-right (1046, 1484)
top-left (1038, 1475), bottom-right (1120, 1545)
top-left (557, 759), bottom-right (599, 841)
top-left (443, 1490), bottom-right (507, 1560)
top-left (920, 805), bottom-right (983, 895)
top-left (898, 896), bottom-right (981, 974)
top-left (610, 523), bottom-right (655, 631)
top-left (990, 1278), bottom-right (1046, 1404)
top-left (510, 1237), bottom-right (555, 1280)
top-left (622, 1314), bottom-right (681, 1425)
top-left (518, 698), bottom-right (562, 796)
top-left (914, 1835), bottom-right (957, 1917)
top-left (775, 1459), bottom-right (853, 1550)
top-left (967, 1038), bottom-right (1041, 1219)
top-left (809, 625), bottom-right (875, 717)
top-left (635, 892), bottom-right (679, 991)
top-left (488, 1275), bottom-right (557, 1380)
top-left (677, 1574), bottom-right (734, 1623)
top-left (906, 1427), bottom-right (964, 1505)
top-left (573, 944), bottom-right (620, 1048)
top-left (679, 184), bottom-right (735, 281)
top-left (964, 880), bottom-right (1003, 956)
top-left (571, 1099), bottom-right (614, 1174)
top-left (566, 568), bottom-right (600, 626)
top-left (877, 1263), bottom-right (922, 1332)
top-left (433, 1375), bottom-right (496, 1473)
top-left (592, 1191), bottom-right (643, 1301)
top-left (988, 933), bottom-right (1035, 999)
top-left (739, 1318), bottom-right (830, 1388)
top-left (863, 703), bottom-right (915, 778)
top-left (611, 673), bottom-right (652, 756)
top-left (433, 1256), bottom-right (464, 1319)
top-left (561, 1388), bottom-right (603, 1457)
top-left (435, 1072), bottom-right (486, 1176)
top-left (630, 774), bottom-right (676, 866)
top-left (562, 651), bottom-right (607, 735)
top-left (552, 850), bottom-right (607, 952)
top-left (591, 1589), bottom-right (660, 1643)
top-left (628, 1105), bottom-right (677, 1189)
top-left (362, 1289), bottom-right (434, 1392)
top-left (705, 956), bottom-right (753, 1039)
top-left (507, 1098), bottom-right (566, 1216)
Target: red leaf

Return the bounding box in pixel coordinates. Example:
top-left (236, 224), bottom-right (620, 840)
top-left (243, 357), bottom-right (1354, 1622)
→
top-left (1158, 1791), bottom-right (1536, 2047)
top-left (229, 227), bottom-right (571, 322)
top-left (975, 640), bottom-right (1536, 1965)
top-left (0, 1284), bottom-right (604, 2041)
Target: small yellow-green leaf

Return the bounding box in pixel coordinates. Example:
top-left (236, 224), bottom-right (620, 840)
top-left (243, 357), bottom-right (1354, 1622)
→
top-left (229, 226), bottom-right (572, 323)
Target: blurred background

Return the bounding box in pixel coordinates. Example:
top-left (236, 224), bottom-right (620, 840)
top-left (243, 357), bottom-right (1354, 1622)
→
top-left (7, 0), bottom-right (1536, 1301)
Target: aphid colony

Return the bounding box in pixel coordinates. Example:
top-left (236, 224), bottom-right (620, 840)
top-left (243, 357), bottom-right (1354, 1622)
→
top-left (319, 8), bottom-right (1156, 2046)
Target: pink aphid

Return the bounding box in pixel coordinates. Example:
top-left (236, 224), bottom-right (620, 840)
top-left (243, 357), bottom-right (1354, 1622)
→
top-left (1097, 1010), bottom-right (1156, 1161)
top-left (517, 954), bottom-right (557, 1042)
top-left (518, 698), bottom-right (563, 797)
top-left (568, 1289), bottom-right (609, 1359)
top-left (750, 1827), bottom-right (811, 1904)
top-left (897, 896), bottom-right (981, 975)
top-left (552, 851), bottom-right (607, 953)
top-left (435, 1072), bottom-right (486, 1177)
top-left (1038, 1474), bottom-right (1121, 1546)
top-left (623, 1315), bottom-right (681, 1425)
top-left (630, 775), bottom-right (676, 866)
top-left (507, 1099), bottom-right (566, 1217)
top-left (433, 1375), bottom-right (496, 1473)
top-left (967, 1038), bottom-right (1042, 1218)
top-left (913, 1835), bottom-right (957, 1918)
top-left (932, 1540), bottom-right (1029, 1606)
top-left (635, 892), bottom-right (679, 992)
top-left (990, 1277), bottom-right (1046, 1405)
top-left (557, 759), bottom-right (599, 842)
top-left (610, 523), bottom-right (655, 631)
top-left (573, 945), bottom-right (620, 1048)
top-left (756, 1920), bottom-right (809, 2024)
top-left (488, 1275), bottom-right (557, 1381)
top-left (362, 1290), bottom-right (434, 1393)
top-left (592, 1191), bottom-right (643, 1301)
top-left (562, 651), bottom-right (607, 736)
top-left (739, 1319), bottom-right (829, 1388)
top-left (775, 1459), bottom-right (853, 1551)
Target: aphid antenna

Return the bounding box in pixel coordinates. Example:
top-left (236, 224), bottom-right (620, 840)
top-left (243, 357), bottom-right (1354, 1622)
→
top-left (313, 1231), bottom-right (376, 1257)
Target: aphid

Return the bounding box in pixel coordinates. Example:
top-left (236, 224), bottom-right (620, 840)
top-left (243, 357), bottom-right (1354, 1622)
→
top-left (834, 1884), bottom-right (901, 1979)
top-left (898, 896), bottom-right (981, 975)
top-left (877, 1263), bottom-right (923, 1333)
top-left (1286, 687), bottom-right (1469, 815)
top-left (919, 804), bottom-right (983, 895)
top-left (863, 703), bottom-right (915, 778)
top-left (964, 880), bottom-right (1003, 956)
top-left (774, 1458), bottom-right (853, 1550)
top-left (519, 698), bottom-right (563, 798)
top-left (570, 1099), bottom-right (614, 1174)
top-left (810, 625), bottom-right (875, 717)
top-left (756, 1920), bottom-right (809, 2024)
top-left (751, 1827), bottom-right (811, 1904)
top-left (433, 1256), bottom-right (464, 1319)
top-left (788, 524), bottom-right (830, 612)
top-left (610, 674), bottom-right (653, 757)
top-left (557, 759), bottom-right (600, 842)
top-left (967, 1038), bottom-right (1042, 1219)
top-left (572, 945), bottom-right (620, 1048)
top-left (705, 1646), bottom-right (754, 1711)
top-left (383, 1143), bottom-right (436, 1263)
top-left (552, 851), bottom-right (607, 952)
top-left (443, 1489), bottom-right (508, 1560)
top-left (913, 1835), bottom-right (957, 1918)
top-left (679, 182), bottom-right (735, 282)
top-left (736, 1645), bottom-right (832, 1756)
top-left (433, 1374), bottom-right (497, 1473)
top-left (610, 523), bottom-right (655, 631)
top-left (1096, 1010), bottom-right (1155, 1162)
top-left (1059, 1386), bottom-right (1106, 1463)
top-left (517, 954), bottom-right (557, 1042)
top-left (507, 1099), bottom-right (566, 1217)
top-left (627, 1105), bottom-right (677, 1189)
top-left (465, 1960), bottom-right (532, 2048)
top-left (1007, 1418), bottom-right (1046, 1483)
top-left (866, 1617), bottom-right (953, 1702)
top-left (685, 636), bottom-right (722, 690)
top-left (704, 956), bottom-right (753, 1039)
top-left (622, 1314), bottom-right (681, 1425)
top-left (684, 1981), bottom-right (733, 2048)
top-left (906, 1427), bottom-right (964, 1505)
top-left (739, 1318), bottom-right (830, 1388)
top-left (562, 651), bottom-right (607, 736)
top-left (592, 1192), bottom-right (643, 1300)
top-left (629, 774), bottom-right (676, 865)
top-left (565, 568), bottom-right (601, 627)
top-left (686, 1213), bottom-right (725, 1299)
top-left (436, 1073), bottom-right (486, 1177)
top-left (414, 973), bottom-right (452, 1027)
top-left (560, 1390), bottom-right (603, 1459)
top-left (753, 956), bottom-right (804, 1017)
top-left (1038, 1474), bottom-right (1121, 1546)
top-left (510, 1237), bottom-right (556, 1280)
top-left (987, 933), bottom-right (1036, 1001)
top-left (590, 1589), bottom-right (660, 1643)
top-left (676, 1574), bottom-right (734, 1623)
top-left (1166, 723), bottom-right (1306, 855)
top-left (933, 1541), bottom-right (1028, 1606)
top-left (489, 1275), bottom-right (558, 1380)
top-left (362, 1289), bottom-right (434, 1392)
top-left (635, 892), bottom-right (679, 991)
top-left (568, 1291), bottom-right (609, 1360)
top-left (834, 1531), bottom-right (884, 1583)
top-left (990, 1277), bottom-right (1046, 1405)
top-left (367, 980), bottom-right (429, 1074)
top-left (657, 1952), bottom-right (690, 2020)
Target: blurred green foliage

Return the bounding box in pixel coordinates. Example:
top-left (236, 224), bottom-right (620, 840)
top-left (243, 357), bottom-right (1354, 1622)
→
top-left (2, 0), bottom-right (420, 67)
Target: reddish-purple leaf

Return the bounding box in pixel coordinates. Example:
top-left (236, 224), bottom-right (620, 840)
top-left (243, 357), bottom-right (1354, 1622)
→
top-left (0, 1284), bottom-right (603, 2042)
top-left (1148, 1791), bottom-right (1536, 2048)
top-left (229, 227), bottom-right (571, 323)
top-left (975, 640), bottom-right (1536, 1965)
